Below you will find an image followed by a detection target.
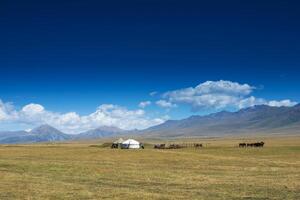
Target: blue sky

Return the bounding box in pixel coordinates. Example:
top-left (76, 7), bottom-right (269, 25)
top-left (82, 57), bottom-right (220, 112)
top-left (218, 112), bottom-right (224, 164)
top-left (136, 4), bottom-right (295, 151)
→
top-left (0, 0), bottom-right (300, 133)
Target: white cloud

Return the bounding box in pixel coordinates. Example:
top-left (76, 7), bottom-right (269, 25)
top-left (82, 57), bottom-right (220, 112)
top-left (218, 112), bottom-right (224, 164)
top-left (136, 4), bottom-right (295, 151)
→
top-left (162, 80), bottom-right (297, 111)
top-left (194, 80), bottom-right (254, 96)
top-left (156, 100), bottom-right (177, 108)
top-left (0, 100), bottom-right (18, 121)
top-left (22, 103), bottom-right (45, 114)
top-left (138, 101), bottom-right (151, 108)
top-left (84, 104), bottom-right (164, 131)
top-left (163, 80), bottom-right (253, 110)
top-left (0, 101), bottom-right (166, 134)
top-left (238, 96), bottom-right (266, 109)
top-left (239, 98), bottom-right (297, 108)
top-left (150, 91), bottom-right (158, 96)
top-left (267, 99), bottom-right (298, 107)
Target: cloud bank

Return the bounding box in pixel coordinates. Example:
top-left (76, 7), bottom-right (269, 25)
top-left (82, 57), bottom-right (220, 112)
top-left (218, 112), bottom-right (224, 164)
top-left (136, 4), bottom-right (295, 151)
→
top-left (161, 80), bottom-right (297, 111)
top-left (0, 101), bottom-right (166, 134)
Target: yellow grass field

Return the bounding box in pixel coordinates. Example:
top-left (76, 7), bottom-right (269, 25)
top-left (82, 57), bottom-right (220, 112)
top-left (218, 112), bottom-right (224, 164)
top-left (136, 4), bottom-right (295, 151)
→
top-left (0, 136), bottom-right (299, 200)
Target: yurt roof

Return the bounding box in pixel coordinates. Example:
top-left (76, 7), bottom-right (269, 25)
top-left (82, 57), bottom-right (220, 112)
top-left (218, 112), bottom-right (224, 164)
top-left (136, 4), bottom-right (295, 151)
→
top-left (122, 139), bottom-right (140, 145)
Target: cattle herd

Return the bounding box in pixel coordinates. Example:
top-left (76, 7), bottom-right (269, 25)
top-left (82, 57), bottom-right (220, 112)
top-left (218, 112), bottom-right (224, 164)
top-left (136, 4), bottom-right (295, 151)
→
top-left (239, 142), bottom-right (265, 148)
top-left (154, 143), bottom-right (203, 149)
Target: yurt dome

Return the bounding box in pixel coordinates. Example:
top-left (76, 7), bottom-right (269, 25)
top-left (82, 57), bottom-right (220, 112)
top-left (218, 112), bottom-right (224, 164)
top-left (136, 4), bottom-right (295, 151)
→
top-left (121, 139), bottom-right (140, 149)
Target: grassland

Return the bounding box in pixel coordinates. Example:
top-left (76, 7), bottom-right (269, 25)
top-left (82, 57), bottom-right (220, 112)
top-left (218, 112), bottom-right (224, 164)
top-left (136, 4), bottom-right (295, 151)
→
top-left (0, 136), bottom-right (299, 199)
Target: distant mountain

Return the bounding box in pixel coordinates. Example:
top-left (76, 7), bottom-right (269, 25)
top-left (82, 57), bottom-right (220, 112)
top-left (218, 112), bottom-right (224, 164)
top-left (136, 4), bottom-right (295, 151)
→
top-left (140, 104), bottom-right (300, 138)
top-left (74, 126), bottom-right (125, 140)
top-left (0, 124), bottom-right (71, 144)
top-left (0, 130), bottom-right (28, 141)
top-left (29, 124), bottom-right (71, 141)
top-left (0, 124), bottom-right (126, 144)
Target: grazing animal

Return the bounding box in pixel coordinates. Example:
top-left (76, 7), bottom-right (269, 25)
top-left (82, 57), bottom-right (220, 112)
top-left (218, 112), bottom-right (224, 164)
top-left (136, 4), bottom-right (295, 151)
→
top-left (245, 142), bottom-right (265, 148)
top-left (194, 143), bottom-right (203, 148)
top-left (255, 142), bottom-right (264, 147)
top-left (168, 144), bottom-right (185, 149)
top-left (154, 144), bottom-right (166, 149)
top-left (247, 143), bottom-right (253, 147)
top-left (239, 143), bottom-right (246, 148)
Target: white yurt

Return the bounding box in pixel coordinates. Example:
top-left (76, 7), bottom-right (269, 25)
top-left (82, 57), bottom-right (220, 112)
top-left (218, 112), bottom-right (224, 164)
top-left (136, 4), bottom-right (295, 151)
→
top-left (121, 139), bottom-right (140, 149)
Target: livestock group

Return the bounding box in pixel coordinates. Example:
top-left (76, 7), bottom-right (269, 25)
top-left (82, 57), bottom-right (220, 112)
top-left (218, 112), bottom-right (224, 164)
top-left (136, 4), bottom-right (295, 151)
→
top-left (154, 143), bottom-right (203, 149)
top-left (239, 142), bottom-right (265, 148)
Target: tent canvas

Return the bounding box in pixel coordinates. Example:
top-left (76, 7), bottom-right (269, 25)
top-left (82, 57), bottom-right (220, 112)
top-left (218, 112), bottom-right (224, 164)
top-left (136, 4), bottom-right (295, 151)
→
top-left (121, 139), bottom-right (140, 149)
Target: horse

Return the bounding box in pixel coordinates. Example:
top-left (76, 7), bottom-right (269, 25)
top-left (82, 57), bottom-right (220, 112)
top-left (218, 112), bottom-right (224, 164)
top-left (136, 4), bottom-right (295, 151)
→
top-left (245, 142), bottom-right (265, 148)
top-left (254, 142), bottom-right (264, 147)
top-left (194, 143), bottom-right (203, 148)
top-left (239, 143), bottom-right (246, 148)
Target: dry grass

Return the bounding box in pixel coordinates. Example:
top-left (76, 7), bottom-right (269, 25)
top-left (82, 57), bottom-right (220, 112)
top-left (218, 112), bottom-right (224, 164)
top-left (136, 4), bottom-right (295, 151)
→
top-left (0, 136), bottom-right (299, 199)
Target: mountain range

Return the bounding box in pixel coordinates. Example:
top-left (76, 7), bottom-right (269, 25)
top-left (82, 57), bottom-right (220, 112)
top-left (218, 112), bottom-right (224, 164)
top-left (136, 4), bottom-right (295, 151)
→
top-left (0, 125), bottom-right (126, 144)
top-left (140, 104), bottom-right (300, 138)
top-left (1, 104), bottom-right (300, 144)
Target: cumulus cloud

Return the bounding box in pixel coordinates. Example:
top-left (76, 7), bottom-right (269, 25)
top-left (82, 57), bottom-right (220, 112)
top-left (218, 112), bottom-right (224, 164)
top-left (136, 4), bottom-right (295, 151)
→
top-left (22, 103), bottom-right (45, 114)
top-left (267, 99), bottom-right (298, 107)
top-left (237, 96), bottom-right (265, 109)
top-left (138, 101), bottom-right (151, 108)
top-left (0, 101), bottom-right (166, 134)
top-left (85, 104), bottom-right (165, 131)
top-left (161, 80), bottom-right (297, 111)
top-left (156, 100), bottom-right (177, 108)
top-left (239, 98), bottom-right (297, 108)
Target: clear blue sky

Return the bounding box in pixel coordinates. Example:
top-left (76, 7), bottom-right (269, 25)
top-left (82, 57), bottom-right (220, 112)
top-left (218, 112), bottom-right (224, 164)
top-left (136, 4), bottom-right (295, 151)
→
top-left (0, 0), bottom-right (299, 132)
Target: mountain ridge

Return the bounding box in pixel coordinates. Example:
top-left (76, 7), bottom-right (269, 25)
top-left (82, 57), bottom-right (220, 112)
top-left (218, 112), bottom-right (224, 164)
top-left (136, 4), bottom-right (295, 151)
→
top-left (74, 126), bottom-right (126, 140)
top-left (140, 104), bottom-right (300, 137)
